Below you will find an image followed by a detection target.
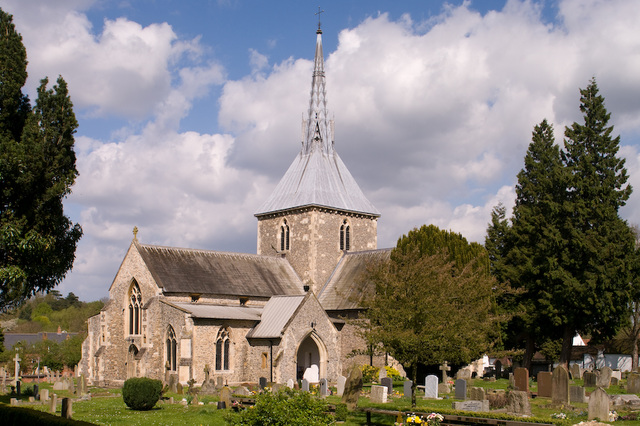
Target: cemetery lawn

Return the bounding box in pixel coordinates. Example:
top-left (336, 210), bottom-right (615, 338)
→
top-left (2, 379), bottom-right (640, 425)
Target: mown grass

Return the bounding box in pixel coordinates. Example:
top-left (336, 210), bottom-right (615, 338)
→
top-left (1, 377), bottom-right (639, 425)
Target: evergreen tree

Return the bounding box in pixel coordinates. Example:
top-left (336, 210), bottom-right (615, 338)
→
top-left (557, 78), bottom-right (634, 365)
top-left (0, 8), bottom-right (82, 311)
top-left (485, 203), bottom-right (510, 283)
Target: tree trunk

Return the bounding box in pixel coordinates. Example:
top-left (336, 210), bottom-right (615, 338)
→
top-left (558, 325), bottom-right (574, 370)
top-left (411, 362), bottom-right (418, 408)
top-left (523, 334), bottom-right (535, 371)
top-left (633, 333), bottom-right (639, 370)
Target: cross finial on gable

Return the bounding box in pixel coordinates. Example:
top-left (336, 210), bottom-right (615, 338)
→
top-left (315, 6), bottom-right (324, 31)
top-left (133, 226), bottom-right (138, 241)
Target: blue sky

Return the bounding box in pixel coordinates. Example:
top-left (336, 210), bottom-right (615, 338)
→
top-left (2, 0), bottom-right (640, 302)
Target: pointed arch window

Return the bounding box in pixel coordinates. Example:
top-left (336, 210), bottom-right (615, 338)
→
top-left (280, 219), bottom-right (290, 251)
top-left (128, 282), bottom-right (142, 335)
top-left (340, 220), bottom-right (350, 251)
top-left (215, 327), bottom-right (230, 371)
top-left (166, 326), bottom-right (177, 371)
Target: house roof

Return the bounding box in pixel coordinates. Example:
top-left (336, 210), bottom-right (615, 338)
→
top-left (137, 244), bottom-right (304, 298)
top-left (318, 249), bottom-right (391, 310)
top-left (167, 301), bottom-right (262, 321)
top-left (254, 27), bottom-right (379, 218)
top-left (3, 332), bottom-right (77, 350)
top-left (246, 295), bottom-right (306, 339)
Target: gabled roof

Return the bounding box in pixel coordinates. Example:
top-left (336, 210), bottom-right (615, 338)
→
top-left (136, 243), bottom-right (304, 297)
top-left (318, 249), bottom-right (391, 310)
top-left (246, 295), bottom-right (306, 339)
top-left (255, 27), bottom-right (379, 218)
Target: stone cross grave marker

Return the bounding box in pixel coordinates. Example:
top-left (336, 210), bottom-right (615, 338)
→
top-left (439, 361), bottom-right (451, 382)
top-left (551, 365), bottom-right (569, 404)
top-left (370, 385), bottom-right (388, 403)
top-left (537, 371), bottom-right (552, 398)
top-left (13, 353), bottom-right (20, 386)
top-left (588, 387), bottom-right (609, 421)
top-left (455, 378), bottom-right (467, 400)
top-left (381, 377), bottom-right (393, 395)
top-left (513, 367), bottom-right (529, 393)
top-left (337, 375), bottom-right (346, 396)
top-left (425, 375), bottom-right (438, 399)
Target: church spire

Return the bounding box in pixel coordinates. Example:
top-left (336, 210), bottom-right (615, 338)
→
top-left (303, 15), bottom-right (333, 155)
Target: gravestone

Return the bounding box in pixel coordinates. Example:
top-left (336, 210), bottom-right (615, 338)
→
top-left (68, 377), bottom-right (75, 394)
top-left (468, 387), bottom-right (486, 401)
top-left (513, 367), bottom-right (529, 393)
top-left (234, 386), bottom-right (251, 396)
top-left (33, 384), bottom-right (39, 400)
top-left (453, 400), bottom-right (490, 412)
top-left (370, 385), bottom-right (388, 403)
top-left (176, 382), bottom-right (183, 394)
top-left (28, 396), bottom-right (35, 402)
top-left (16, 380), bottom-right (21, 396)
top-left (216, 376), bottom-right (224, 388)
top-left (494, 360), bottom-right (503, 379)
top-left (303, 365), bottom-right (319, 383)
top-left (287, 378), bottom-right (295, 389)
top-left (271, 383), bottom-right (282, 393)
top-left (259, 377), bottom-right (267, 389)
top-left (341, 365), bottom-right (363, 410)
top-left (301, 379), bottom-right (309, 392)
top-left (337, 375), bottom-right (347, 396)
top-left (588, 387), bottom-right (609, 421)
top-left (425, 375), bottom-right (438, 399)
top-left (570, 364), bottom-right (582, 380)
top-left (168, 375), bottom-right (178, 393)
top-left (381, 377), bottom-right (393, 395)
top-left (597, 366), bottom-right (612, 388)
top-left (219, 386), bottom-right (231, 408)
top-left (628, 372), bottom-right (640, 393)
top-left (583, 371), bottom-right (597, 387)
top-left (506, 390), bottom-right (531, 415)
top-left (319, 378), bottom-right (328, 397)
top-left (457, 369), bottom-right (472, 380)
top-left (80, 374), bottom-right (87, 395)
top-left (403, 380), bottom-right (413, 398)
top-left (438, 382), bottom-right (451, 395)
top-left (13, 353), bottom-right (20, 386)
top-left (611, 370), bottom-right (622, 381)
top-left (10, 398), bottom-right (18, 406)
top-left (611, 377), bottom-right (619, 386)
top-left (455, 378), bottom-right (467, 400)
top-left (378, 367), bottom-right (387, 381)
top-left (537, 371), bottom-right (552, 398)
top-left (439, 361), bottom-right (451, 382)
top-left (40, 388), bottom-right (50, 402)
top-left (50, 394), bottom-right (57, 413)
top-left (570, 385), bottom-right (585, 403)
top-left (551, 365), bottom-right (569, 404)
top-left (61, 398), bottom-right (72, 419)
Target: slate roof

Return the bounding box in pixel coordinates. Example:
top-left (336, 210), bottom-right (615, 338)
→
top-left (137, 244), bottom-right (304, 297)
top-left (246, 295), bottom-right (306, 339)
top-left (3, 332), bottom-right (77, 350)
top-left (167, 301), bottom-right (262, 321)
top-left (318, 249), bottom-right (391, 310)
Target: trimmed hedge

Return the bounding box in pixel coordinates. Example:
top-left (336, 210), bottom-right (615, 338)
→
top-left (122, 377), bottom-right (163, 410)
top-left (0, 403), bottom-right (97, 425)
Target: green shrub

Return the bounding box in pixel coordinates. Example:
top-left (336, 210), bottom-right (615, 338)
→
top-left (122, 377), bottom-right (163, 410)
top-left (384, 366), bottom-right (403, 381)
top-left (225, 387), bottom-right (332, 426)
top-left (360, 365), bottom-right (379, 383)
top-left (334, 402), bottom-right (348, 421)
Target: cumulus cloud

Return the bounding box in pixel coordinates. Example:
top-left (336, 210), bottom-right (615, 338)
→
top-left (4, 0), bottom-right (640, 301)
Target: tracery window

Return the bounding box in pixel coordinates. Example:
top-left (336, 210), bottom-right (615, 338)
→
top-left (280, 219), bottom-right (290, 251)
top-left (128, 282), bottom-right (142, 335)
top-left (340, 220), bottom-right (350, 251)
top-left (215, 327), bottom-right (230, 371)
top-left (166, 326), bottom-right (177, 371)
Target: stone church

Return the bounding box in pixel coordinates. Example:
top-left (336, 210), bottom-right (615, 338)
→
top-left (80, 24), bottom-right (395, 387)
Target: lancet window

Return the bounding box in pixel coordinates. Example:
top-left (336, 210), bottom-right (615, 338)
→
top-left (280, 219), bottom-right (290, 251)
top-left (166, 326), bottom-right (177, 371)
top-left (340, 220), bottom-right (350, 251)
top-left (128, 282), bottom-right (142, 335)
top-left (215, 327), bottom-right (230, 371)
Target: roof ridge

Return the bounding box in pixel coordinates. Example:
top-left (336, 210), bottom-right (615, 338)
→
top-left (138, 243), bottom-right (288, 262)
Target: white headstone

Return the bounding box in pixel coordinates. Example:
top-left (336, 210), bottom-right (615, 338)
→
top-left (425, 375), bottom-right (439, 399)
top-left (337, 375), bottom-right (347, 396)
top-left (303, 365), bottom-right (319, 383)
top-left (286, 379), bottom-right (294, 389)
top-left (370, 385), bottom-right (388, 403)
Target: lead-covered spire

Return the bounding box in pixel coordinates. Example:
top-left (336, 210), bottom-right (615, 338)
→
top-left (303, 25), bottom-right (333, 155)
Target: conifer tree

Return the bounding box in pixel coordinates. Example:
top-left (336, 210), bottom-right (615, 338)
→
top-left (0, 9), bottom-right (82, 310)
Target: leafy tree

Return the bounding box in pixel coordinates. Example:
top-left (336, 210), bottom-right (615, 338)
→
top-left (0, 8), bottom-right (82, 311)
top-left (362, 225), bottom-right (502, 406)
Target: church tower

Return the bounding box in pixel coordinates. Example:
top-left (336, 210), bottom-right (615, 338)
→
top-left (255, 24), bottom-right (380, 293)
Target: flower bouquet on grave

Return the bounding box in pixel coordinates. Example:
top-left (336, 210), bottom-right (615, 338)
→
top-left (426, 412), bottom-right (444, 426)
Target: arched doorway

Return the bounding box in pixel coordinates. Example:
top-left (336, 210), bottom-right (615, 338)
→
top-left (127, 344), bottom-right (138, 379)
top-left (296, 333), bottom-right (327, 382)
